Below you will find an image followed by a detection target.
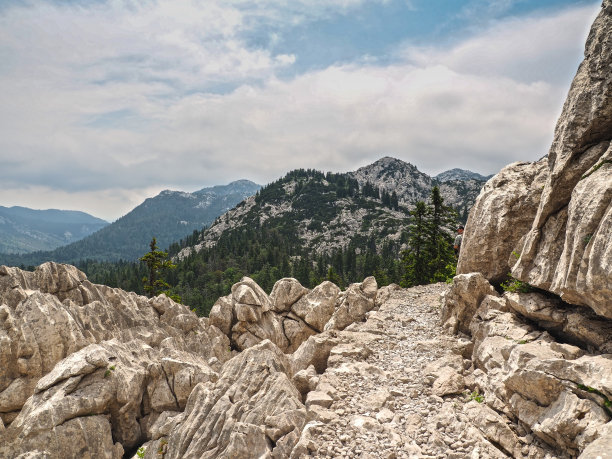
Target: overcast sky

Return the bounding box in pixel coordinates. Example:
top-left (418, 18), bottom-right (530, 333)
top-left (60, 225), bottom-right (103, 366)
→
top-left (0, 0), bottom-right (601, 221)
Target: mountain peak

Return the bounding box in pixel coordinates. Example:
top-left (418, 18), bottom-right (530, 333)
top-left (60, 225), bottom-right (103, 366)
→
top-left (435, 168), bottom-right (492, 182)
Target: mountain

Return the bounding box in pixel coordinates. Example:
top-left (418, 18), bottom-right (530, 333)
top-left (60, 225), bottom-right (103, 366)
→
top-left (179, 158), bottom-right (485, 261)
top-left (0, 180), bottom-right (261, 266)
top-left (0, 206), bottom-right (108, 254)
top-left (349, 157), bottom-right (487, 221)
top-left (178, 168), bottom-right (409, 261)
top-left (435, 168), bottom-right (493, 182)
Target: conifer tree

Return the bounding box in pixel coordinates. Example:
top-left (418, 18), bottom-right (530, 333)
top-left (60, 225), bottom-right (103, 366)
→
top-left (140, 237), bottom-right (181, 302)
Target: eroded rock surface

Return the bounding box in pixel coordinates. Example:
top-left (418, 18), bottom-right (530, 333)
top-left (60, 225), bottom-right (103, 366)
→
top-left (210, 276), bottom-right (378, 353)
top-left (458, 0), bottom-right (612, 318)
top-left (443, 274), bottom-right (612, 458)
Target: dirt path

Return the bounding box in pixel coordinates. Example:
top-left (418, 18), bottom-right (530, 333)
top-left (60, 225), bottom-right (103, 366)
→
top-left (297, 283), bottom-right (526, 458)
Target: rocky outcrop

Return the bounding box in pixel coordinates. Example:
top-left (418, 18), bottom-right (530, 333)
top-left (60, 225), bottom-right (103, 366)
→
top-left (0, 262), bottom-right (230, 429)
top-left (448, 5), bottom-right (612, 454)
top-left (458, 0), bottom-right (612, 318)
top-left (1, 263), bottom-right (385, 458)
top-left (456, 159), bottom-right (548, 283)
top-left (0, 262), bottom-right (233, 457)
top-left (442, 274), bottom-right (612, 458)
top-left (210, 276), bottom-right (377, 353)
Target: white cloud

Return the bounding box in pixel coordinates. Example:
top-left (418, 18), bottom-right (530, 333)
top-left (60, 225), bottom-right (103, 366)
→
top-left (0, 0), bottom-right (601, 219)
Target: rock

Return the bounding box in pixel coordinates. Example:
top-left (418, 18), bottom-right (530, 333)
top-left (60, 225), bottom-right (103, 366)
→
top-left (291, 281), bottom-right (340, 332)
top-left (269, 278), bottom-right (309, 313)
top-left (231, 277), bottom-right (270, 309)
top-left (375, 283), bottom-right (400, 308)
top-left (505, 292), bottom-right (612, 353)
top-left (292, 365), bottom-right (319, 396)
top-left (325, 277), bottom-right (378, 331)
top-left (432, 367), bottom-right (465, 397)
top-left (290, 331), bottom-right (340, 375)
top-left (579, 422), bottom-right (612, 459)
top-left (464, 401), bottom-right (522, 457)
top-left (209, 295), bottom-right (233, 336)
top-left (457, 158), bottom-right (548, 284)
top-left (440, 273), bottom-right (499, 334)
top-left (509, 1), bottom-right (612, 318)
top-left (164, 340), bottom-right (306, 459)
top-left (305, 391), bottom-right (333, 409)
top-left (0, 263), bottom-right (230, 423)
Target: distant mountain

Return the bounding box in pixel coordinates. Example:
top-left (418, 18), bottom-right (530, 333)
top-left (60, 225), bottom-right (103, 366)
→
top-left (0, 206), bottom-right (108, 254)
top-left (0, 180), bottom-right (261, 266)
top-left (435, 168), bottom-right (493, 182)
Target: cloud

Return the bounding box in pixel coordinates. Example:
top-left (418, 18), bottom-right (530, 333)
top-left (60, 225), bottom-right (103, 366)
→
top-left (0, 0), bottom-right (601, 219)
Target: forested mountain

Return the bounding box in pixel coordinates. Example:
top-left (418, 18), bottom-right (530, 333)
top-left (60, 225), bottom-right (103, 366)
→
top-left (0, 206), bottom-right (108, 254)
top-left (86, 160), bottom-right (478, 315)
top-left (0, 180), bottom-right (260, 265)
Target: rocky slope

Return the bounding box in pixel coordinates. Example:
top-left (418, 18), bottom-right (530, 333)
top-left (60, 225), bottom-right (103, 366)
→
top-left (0, 206), bottom-right (108, 255)
top-left (5, 262), bottom-right (605, 458)
top-left (0, 180), bottom-right (260, 266)
top-left (349, 157), bottom-right (486, 220)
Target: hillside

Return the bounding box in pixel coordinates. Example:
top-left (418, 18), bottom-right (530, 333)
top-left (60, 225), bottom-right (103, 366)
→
top-left (0, 180), bottom-right (260, 265)
top-left (349, 157), bottom-right (485, 222)
top-left (0, 206), bottom-right (108, 254)
top-left (180, 158), bottom-right (485, 260)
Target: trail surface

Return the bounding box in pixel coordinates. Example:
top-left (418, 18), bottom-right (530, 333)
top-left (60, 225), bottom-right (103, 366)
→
top-left (300, 284), bottom-right (551, 458)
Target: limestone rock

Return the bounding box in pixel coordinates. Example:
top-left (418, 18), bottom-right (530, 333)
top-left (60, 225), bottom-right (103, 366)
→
top-left (291, 281), bottom-right (340, 332)
top-left (509, 1), bottom-right (612, 318)
top-left (325, 277), bottom-right (378, 331)
top-left (163, 340), bottom-right (306, 459)
top-left (432, 367), bottom-right (466, 397)
top-left (0, 262), bottom-right (230, 422)
top-left (269, 278), bottom-right (309, 313)
top-left (440, 273), bottom-right (499, 334)
top-left (457, 158), bottom-right (548, 283)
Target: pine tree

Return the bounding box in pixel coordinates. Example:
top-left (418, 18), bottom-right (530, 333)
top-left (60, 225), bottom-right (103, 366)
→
top-left (140, 237), bottom-right (181, 302)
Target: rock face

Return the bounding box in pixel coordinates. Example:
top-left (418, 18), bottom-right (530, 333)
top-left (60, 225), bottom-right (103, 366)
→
top-left (458, 0), bottom-right (612, 318)
top-left (456, 159), bottom-right (548, 283)
top-left (449, 3), bottom-right (612, 457)
top-left (443, 277), bottom-right (612, 458)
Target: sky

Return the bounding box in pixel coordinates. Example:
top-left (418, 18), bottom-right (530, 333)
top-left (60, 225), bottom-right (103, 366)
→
top-left (0, 0), bottom-right (601, 221)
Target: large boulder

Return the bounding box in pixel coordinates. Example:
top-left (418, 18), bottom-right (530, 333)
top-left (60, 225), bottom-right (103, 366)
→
top-left (457, 159), bottom-right (548, 283)
top-left (158, 340), bottom-right (306, 459)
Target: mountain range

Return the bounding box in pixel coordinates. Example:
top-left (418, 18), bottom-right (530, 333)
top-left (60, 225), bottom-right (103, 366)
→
top-left (0, 159), bottom-right (488, 267)
top-left (0, 206), bottom-right (108, 254)
top-left (179, 157), bottom-right (486, 260)
top-left (0, 180), bottom-right (261, 266)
